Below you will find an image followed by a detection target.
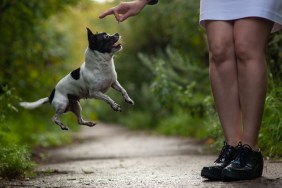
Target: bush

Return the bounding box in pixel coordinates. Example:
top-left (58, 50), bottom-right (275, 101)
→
top-left (156, 111), bottom-right (207, 138)
top-left (0, 1), bottom-right (81, 178)
top-left (119, 111), bottom-right (154, 130)
top-left (139, 48), bottom-right (210, 113)
top-left (0, 145), bottom-right (35, 179)
top-left (0, 87), bottom-right (74, 179)
top-left (259, 79), bottom-right (282, 157)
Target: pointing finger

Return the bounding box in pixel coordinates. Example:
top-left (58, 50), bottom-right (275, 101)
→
top-left (99, 8), bottom-right (114, 19)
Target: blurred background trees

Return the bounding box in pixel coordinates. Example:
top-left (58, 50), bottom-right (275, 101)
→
top-left (0, 0), bottom-right (80, 178)
top-left (1, 0), bottom-right (282, 178)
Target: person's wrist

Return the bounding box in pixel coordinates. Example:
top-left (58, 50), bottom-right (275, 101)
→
top-left (135, 0), bottom-right (158, 6)
top-left (134, 0), bottom-right (149, 11)
top-left (147, 0), bottom-right (158, 5)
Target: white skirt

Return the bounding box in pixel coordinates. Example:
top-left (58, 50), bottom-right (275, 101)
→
top-left (200, 0), bottom-right (282, 33)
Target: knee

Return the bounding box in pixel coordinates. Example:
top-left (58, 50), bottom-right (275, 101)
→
top-left (209, 43), bottom-right (234, 64)
top-left (235, 41), bottom-right (257, 63)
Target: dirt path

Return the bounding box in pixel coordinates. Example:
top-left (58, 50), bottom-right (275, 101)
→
top-left (2, 123), bottom-right (282, 188)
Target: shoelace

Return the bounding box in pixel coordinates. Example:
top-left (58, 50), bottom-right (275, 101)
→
top-left (214, 142), bottom-right (243, 163)
top-left (214, 142), bottom-right (237, 163)
top-left (232, 144), bottom-right (252, 166)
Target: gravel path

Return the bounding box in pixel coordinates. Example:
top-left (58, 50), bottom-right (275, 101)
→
top-left (1, 123), bottom-right (282, 188)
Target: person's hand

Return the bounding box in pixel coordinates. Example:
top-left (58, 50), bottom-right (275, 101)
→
top-left (99, 0), bottom-right (147, 22)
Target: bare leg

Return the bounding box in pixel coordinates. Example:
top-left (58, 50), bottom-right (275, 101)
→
top-left (234, 18), bottom-right (273, 150)
top-left (206, 21), bottom-right (242, 146)
top-left (69, 100), bottom-right (96, 127)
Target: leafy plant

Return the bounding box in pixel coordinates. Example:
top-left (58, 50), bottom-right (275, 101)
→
top-left (140, 48), bottom-right (211, 115)
top-left (0, 145), bottom-right (35, 179)
top-left (259, 79), bottom-right (282, 157)
top-left (0, 86), bottom-right (20, 144)
top-left (0, 0), bottom-right (80, 178)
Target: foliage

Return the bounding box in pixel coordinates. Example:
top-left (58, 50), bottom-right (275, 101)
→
top-left (0, 0), bottom-right (78, 93)
top-left (0, 145), bottom-right (35, 179)
top-left (121, 0), bottom-right (205, 58)
top-left (156, 112), bottom-right (207, 138)
top-left (267, 33), bottom-right (282, 84)
top-left (259, 70), bottom-right (282, 157)
top-left (96, 44), bottom-right (213, 138)
top-left (139, 48), bottom-right (210, 113)
top-left (119, 110), bottom-right (154, 130)
top-left (0, 0), bottom-right (80, 178)
top-left (0, 86), bottom-right (19, 124)
top-left (258, 32), bottom-right (282, 157)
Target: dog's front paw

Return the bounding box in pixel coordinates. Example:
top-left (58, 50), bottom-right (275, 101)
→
top-left (125, 98), bottom-right (134, 105)
top-left (112, 103), bottom-right (122, 112)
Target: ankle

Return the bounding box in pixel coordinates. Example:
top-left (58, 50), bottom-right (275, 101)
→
top-left (241, 140), bottom-right (259, 151)
top-left (226, 140), bottom-right (241, 147)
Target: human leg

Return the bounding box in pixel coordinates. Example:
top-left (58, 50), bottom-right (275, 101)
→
top-left (234, 17), bottom-right (273, 150)
top-left (205, 20), bottom-right (242, 146)
top-left (201, 20), bottom-right (242, 180)
top-left (221, 17), bottom-right (273, 181)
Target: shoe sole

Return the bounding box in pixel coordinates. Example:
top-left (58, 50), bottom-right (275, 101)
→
top-left (201, 169), bottom-right (222, 181)
top-left (221, 167), bottom-right (263, 181)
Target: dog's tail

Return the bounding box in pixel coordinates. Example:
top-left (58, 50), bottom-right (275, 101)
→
top-left (19, 97), bottom-right (49, 109)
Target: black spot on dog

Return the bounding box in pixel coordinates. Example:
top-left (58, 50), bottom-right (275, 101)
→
top-left (49, 89), bottom-right (55, 103)
top-left (71, 68), bottom-right (80, 80)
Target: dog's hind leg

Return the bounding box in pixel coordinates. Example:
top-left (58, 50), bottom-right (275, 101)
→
top-left (51, 94), bottom-right (70, 130)
top-left (69, 100), bottom-right (96, 127)
top-left (51, 100), bottom-right (69, 130)
top-left (52, 111), bottom-right (69, 130)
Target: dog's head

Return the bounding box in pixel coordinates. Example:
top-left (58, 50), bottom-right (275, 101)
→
top-left (87, 28), bottom-right (122, 54)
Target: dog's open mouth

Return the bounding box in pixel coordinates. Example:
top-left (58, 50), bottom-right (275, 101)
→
top-left (112, 40), bottom-right (122, 50)
top-left (113, 42), bottom-right (122, 49)
top-left (110, 34), bottom-right (122, 52)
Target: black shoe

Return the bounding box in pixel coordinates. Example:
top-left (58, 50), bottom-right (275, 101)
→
top-left (201, 142), bottom-right (239, 180)
top-left (221, 144), bottom-right (263, 181)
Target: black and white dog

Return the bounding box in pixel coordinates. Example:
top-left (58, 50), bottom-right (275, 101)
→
top-left (20, 28), bottom-right (134, 130)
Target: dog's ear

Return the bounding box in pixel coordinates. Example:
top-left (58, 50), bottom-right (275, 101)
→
top-left (87, 27), bottom-right (97, 50)
top-left (87, 27), bottom-right (95, 40)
